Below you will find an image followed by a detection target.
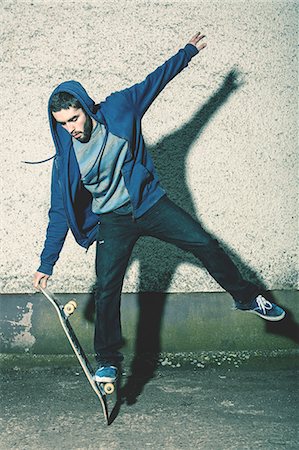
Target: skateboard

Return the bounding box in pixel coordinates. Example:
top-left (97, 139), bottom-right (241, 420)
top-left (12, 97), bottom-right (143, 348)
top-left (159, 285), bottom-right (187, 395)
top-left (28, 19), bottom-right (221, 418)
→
top-left (40, 286), bottom-right (116, 425)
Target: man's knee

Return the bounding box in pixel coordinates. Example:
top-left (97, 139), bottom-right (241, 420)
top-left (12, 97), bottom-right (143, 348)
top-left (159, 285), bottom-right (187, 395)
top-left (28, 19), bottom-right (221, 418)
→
top-left (183, 235), bottom-right (221, 257)
top-left (190, 227), bottom-right (219, 248)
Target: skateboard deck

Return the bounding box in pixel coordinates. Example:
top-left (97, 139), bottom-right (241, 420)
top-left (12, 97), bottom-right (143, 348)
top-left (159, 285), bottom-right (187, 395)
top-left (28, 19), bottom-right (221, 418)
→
top-left (40, 287), bottom-right (115, 425)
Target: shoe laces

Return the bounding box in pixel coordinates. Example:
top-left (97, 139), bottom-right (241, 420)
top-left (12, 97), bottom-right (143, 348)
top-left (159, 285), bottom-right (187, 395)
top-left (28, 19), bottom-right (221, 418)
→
top-left (255, 295), bottom-right (273, 314)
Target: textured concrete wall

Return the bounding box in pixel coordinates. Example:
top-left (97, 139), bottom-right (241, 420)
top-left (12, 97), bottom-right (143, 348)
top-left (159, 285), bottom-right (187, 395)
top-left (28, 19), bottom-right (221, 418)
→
top-left (1, 0), bottom-right (298, 294)
top-left (1, 291), bottom-right (298, 354)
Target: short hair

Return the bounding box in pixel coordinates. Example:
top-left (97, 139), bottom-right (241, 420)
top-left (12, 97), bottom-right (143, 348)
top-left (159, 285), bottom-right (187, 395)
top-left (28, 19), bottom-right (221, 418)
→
top-left (50, 92), bottom-right (83, 113)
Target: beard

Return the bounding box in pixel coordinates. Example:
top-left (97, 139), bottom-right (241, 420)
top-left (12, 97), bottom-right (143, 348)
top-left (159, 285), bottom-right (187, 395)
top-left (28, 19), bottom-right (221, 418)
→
top-left (77, 113), bottom-right (93, 143)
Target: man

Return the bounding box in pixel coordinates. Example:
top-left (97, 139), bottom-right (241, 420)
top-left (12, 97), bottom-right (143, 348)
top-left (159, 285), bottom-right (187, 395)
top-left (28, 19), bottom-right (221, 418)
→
top-left (33, 32), bottom-right (285, 384)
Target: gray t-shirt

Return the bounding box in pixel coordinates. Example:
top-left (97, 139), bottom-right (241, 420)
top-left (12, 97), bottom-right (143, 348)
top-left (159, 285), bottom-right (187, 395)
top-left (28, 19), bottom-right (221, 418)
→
top-left (72, 122), bottom-right (132, 215)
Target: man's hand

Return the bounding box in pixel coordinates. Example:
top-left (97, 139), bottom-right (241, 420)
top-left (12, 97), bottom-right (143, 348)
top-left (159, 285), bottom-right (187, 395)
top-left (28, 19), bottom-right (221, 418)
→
top-left (33, 271), bottom-right (50, 290)
top-left (188, 31), bottom-right (207, 51)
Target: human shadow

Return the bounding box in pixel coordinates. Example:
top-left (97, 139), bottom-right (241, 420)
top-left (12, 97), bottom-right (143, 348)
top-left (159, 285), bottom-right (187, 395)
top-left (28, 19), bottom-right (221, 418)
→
top-left (107, 364), bottom-right (123, 425)
top-left (121, 68), bottom-right (299, 404)
top-left (84, 68), bottom-right (298, 408)
top-left (263, 291), bottom-right (299, 344)
top-left (121, 68), bottom-right (262, 404)
top-left (265, 309), bottom-right (299, 344)
top-left (120, 292), bottom-right (167, 405)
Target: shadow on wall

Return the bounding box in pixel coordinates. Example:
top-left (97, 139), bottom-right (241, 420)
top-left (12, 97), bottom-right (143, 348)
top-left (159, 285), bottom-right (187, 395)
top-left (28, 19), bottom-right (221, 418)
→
top-left (84, 69), bottom-right (299, 405)
top-left (264, 291), bottom-right (299, 345)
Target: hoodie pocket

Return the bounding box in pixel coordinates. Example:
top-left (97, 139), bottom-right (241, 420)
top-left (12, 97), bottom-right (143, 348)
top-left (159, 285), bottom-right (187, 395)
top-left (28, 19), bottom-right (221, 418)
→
top-left (127, 162), bottom-right (154, 207)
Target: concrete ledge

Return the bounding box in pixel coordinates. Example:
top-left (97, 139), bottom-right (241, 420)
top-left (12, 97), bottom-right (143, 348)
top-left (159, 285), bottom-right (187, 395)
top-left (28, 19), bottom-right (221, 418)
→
top-left (0, 291), bottom-right (298, 355)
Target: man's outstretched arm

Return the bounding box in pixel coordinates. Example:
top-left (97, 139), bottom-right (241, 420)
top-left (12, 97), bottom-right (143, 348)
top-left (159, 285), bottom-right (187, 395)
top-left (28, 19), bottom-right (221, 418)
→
top-left (120, 31), bottom-right (207, 117)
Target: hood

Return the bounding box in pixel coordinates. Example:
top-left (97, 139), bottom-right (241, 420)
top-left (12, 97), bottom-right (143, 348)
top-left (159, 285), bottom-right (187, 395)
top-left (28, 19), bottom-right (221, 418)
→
top-left (48, 80), bottom-right (104, 157)
top-left (23, 80), bottom-right (102, 164)
top-left (48, 80), bottom-right (98, 120)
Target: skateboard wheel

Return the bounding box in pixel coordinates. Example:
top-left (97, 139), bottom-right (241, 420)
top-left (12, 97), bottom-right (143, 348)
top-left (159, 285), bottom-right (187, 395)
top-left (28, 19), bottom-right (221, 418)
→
top-left (104, 383), bottom-right (114, 395)
top-left (64, 300), bottom-right (77, 315)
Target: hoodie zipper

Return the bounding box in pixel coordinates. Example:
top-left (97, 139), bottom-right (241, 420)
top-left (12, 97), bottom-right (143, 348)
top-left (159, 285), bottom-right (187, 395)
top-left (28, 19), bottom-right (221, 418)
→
top-left (55, 158), bottom-right (73, 232)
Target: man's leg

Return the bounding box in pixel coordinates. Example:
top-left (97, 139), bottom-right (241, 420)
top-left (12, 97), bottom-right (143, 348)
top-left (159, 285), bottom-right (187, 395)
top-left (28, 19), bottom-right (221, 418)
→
top-left (94, 212), bottom-right (139, 367)
top-left (137, 195), bottom-right (258, 303)
top-left (137, 195), bottom-right (285, 320)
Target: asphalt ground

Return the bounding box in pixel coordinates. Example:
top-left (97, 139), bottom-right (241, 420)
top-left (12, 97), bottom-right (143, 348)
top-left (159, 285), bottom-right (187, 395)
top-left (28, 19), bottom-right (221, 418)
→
top-left (1, 352), bottom-right (298, 450)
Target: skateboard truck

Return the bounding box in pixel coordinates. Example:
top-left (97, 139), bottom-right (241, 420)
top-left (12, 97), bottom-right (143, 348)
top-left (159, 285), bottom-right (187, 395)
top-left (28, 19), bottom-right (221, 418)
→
top-left (63, 299), bottom-right (77, 316)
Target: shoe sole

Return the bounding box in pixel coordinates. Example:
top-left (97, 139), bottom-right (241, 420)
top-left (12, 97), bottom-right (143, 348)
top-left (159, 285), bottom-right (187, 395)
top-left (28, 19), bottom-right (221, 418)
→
top-left (93, 375), bottom-right (116, 383)
top-left (248, 310), bottom-right (286, 321)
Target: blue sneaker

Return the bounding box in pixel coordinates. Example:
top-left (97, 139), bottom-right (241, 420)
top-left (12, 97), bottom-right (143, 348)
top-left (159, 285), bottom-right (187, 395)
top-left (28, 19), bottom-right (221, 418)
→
top-left (235, 295), bottom-right (285, 321)
top-left (94, 365), bottom-right (118, 383)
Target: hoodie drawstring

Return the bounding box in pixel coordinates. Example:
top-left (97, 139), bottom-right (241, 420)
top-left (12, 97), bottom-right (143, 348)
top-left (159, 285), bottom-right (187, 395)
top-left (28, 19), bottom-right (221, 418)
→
top-left (21, 154), bottom-right (56, 164)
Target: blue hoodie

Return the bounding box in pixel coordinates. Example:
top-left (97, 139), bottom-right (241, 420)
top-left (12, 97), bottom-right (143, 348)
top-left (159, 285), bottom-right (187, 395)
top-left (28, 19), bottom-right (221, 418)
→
top-left (38, 43), bottom-right (199, 275)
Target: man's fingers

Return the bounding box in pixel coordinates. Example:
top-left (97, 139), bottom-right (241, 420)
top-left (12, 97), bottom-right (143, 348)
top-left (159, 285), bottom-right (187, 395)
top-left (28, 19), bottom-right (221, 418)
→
top-left (191, 32), bottom-right (205, 42)
top-left (33, 272), bottom-right (49, 290)
top-left (189, 32), bottom-right (207, 50)
top-left (33, 275), bottom-right (40, 289)
top-left (40, 277), bottom-right (48, 289)
top-left (198, 42), bottom-right (207, 51)
top-left (196, 33), bottom-right (205, 41)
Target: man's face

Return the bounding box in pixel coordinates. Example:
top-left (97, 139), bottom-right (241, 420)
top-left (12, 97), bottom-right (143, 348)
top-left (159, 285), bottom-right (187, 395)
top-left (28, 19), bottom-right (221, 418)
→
top-left (52, 107), bottom-right (93, 143)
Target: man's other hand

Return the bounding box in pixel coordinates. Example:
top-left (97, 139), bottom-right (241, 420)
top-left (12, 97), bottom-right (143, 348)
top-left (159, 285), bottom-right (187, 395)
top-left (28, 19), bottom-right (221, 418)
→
top-left (188, 31), bottom-right (207, 51)
top-left (33, 271), bottom-right (50, 290)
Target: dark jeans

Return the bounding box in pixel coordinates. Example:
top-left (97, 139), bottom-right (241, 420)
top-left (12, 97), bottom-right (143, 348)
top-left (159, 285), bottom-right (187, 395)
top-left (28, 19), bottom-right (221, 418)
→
top-left (94, 195), bottom-right (259, 365)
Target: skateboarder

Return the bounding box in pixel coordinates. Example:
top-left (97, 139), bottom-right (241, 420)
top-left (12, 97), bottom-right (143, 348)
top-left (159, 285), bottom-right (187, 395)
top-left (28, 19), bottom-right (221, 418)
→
top-left (33, 32), bottom-right (285, 384)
